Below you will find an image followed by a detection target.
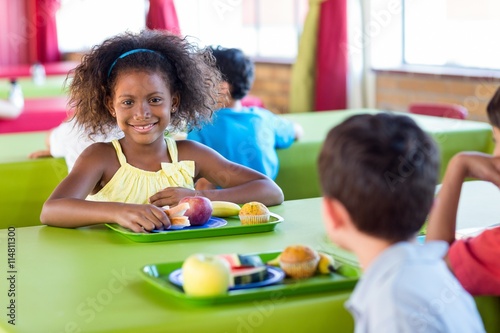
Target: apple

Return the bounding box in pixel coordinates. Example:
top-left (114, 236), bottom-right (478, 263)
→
top-left (181, 253), bottom-right (231, 296)
top-left (179, 196), bottom-right (213, 226)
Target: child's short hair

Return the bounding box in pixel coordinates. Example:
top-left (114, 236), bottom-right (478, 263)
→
top-left (209, 46), bottom-right (254, 100)
top-left (486, 86), bottom-right (500, 128)
top-left (318, 113), bottom-right (439, 242)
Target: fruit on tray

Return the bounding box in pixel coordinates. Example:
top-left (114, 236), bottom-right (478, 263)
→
top-left (163, 202), bottom-right (191, 226)
top-left (238, 201), bottom-right (270, 225)
top-left (231, 266), bottom-right (267, 285)
top-left (316, 252), bottom-right (336, 274)
top-left (218, 253), bottom-right (264, 268)
top-left (182, 253), bottom-right (231, 296)
top-left (211, 201), bottom-right (241, 217)
top-left (217, 253), bottom-right (267, 286)
top-left (178, 196), bottom-right (213, 226)
top-left (265, 254), bottom-right (281, 267)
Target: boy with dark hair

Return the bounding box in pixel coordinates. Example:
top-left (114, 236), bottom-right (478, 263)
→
top-left (187, 46), bottom-right (303, 183)
top-left (318, 113), bottom-right (485, 332)
top-left (426, 87), bottom-right (500, 296)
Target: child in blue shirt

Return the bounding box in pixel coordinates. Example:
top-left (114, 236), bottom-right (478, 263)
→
top-left (187, 46), bottom-right (302, 184)
top-left (318, 113), bottom-right (485, 332)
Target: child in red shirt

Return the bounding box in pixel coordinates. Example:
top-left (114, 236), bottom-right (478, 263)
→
top-left (426, 87), bottom-right (500, 296)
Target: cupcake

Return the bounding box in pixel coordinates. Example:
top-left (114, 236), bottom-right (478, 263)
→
top-left (279, 245), bottom-right (320, 279)
top-left (238, 201), bottom-right (270, 225)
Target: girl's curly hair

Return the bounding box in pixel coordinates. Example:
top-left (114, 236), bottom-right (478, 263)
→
top-left (68, 30), bottom-right (221, 138)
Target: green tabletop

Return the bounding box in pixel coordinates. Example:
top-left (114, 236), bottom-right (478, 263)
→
top-left (0, 76), bottom-right (69, 99)
top-left (1, 184), bottom-right (499, 333)
top-left (276, 109), bottom-right (494, 200)
top-left (0, 109), bottom-right (494, 228)
top-left (0, 198), bottom-right (357, 333)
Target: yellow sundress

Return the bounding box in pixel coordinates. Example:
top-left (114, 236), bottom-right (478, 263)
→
top-left (87, 137), bottom-right (194, 204)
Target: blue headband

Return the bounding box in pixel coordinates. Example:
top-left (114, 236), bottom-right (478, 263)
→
top-left (107, 49), bottom-right (163, 77)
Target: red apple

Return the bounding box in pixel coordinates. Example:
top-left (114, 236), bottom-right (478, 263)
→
top-left (179, 196), bottom-right (213, 226)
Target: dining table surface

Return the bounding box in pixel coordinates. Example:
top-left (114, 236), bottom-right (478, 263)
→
top-left (0, 97), bottom-right (71, 134)
top-left (276, 109), bottom-right (494, 199)
top-left (0, 61), bottom-right (78, 79)
top-left (0, 108), bottom-right (496, 229)
top-left (1, 180), bottom-right (499, 333)
top-left (0, 75), bottom-right (68, 99)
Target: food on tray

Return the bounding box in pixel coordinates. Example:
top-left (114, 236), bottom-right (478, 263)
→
top-left (169, 216), bottom-right (190, 227)
top-left (266, 254), bottom-right (281, 267)
top-left (279, 245), bottom-right (320, 279)
top-left (163, 202), bottom-right (191, 226)
top-left (179, 196), bottom-right (213, 226)
top-left (218, 253), bottom-right (267, 286)
top-left (316, 252), bottom-right (336, 274)
top-left (267, 248), bottom-right (335, 276)
top-left (238, 201), bottom-right (270, 225)
top-left (181, 253), bottom-right (231, 296)
top-left (218, 253), bottom-right (264, 268)
top-left (211, 201), bottom-right (241, 217)
top-left (231, 266), bottom-right (268, 285)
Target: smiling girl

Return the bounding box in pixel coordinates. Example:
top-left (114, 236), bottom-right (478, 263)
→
top-left (40, 30), bottom-right (284, 232)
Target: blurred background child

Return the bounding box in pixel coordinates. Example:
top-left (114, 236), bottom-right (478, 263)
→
top-left (0, 99), bottom-right (22, 119)
top-left (426, 86), bottom-right (500, 296)
top-left (187, 46), bottom-right (303, 189)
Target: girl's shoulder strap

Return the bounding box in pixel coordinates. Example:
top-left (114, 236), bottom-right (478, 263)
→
top-left (165, 136), bottom-right (178, 163)
top-left (110, 139), bottom-right (127, 165)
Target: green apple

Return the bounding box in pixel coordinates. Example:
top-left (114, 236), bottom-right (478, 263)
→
top-left (181, 253), bottom-right (231, 296)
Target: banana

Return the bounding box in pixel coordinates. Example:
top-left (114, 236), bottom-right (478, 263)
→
top-left (211, 201), bottom-right (241, 217)
top-left (266, 254), bottom-right (281, 267)
top-left (316, 252), bottom-right (336, 274)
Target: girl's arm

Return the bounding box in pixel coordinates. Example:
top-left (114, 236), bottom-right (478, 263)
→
top-left (40, 143), bottom-right (169, 231)
top-left (426, 152), bottom-right (500, 244)
top-left (150, 140), bottom-right (284, 207)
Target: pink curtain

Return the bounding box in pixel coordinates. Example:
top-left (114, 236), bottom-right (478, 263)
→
top-left (35, 0), bottom-right (61, 63)
top-left (314, 0), bottom-right (347, 111)
top-left (146, 0), bottom-right (180, 34)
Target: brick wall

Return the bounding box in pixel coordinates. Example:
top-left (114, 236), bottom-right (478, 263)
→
top-left (375, 70), bottom-right (500, 123)
top-left (249, 62), bottom-right (292, 114)
top-left (64, 56), bottom-right (500, 123)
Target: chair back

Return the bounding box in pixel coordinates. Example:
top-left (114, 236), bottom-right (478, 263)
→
top-left (409, 103), bottom-right (468, 120)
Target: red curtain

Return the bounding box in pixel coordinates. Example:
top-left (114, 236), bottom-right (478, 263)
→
top-left (34, 0), bottom-right (61, 63)
top-left (146, 0), bottom-right (180, 34)
top-left (314, 0), bottom-right (347, 111)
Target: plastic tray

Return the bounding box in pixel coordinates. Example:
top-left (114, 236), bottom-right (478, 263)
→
top-left (105, 212), bottom-right (283, 242)
top-left (141, 251), bottom-right (361, 306)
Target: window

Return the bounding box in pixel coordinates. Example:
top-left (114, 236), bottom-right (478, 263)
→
top-left (56, 0), bottom-right (146, 53)
top-left (403, 0), bottom-right (500, 70)
top-left (175, 0), bottom-right (308, 60)
top-left (56, 0), bottom-right (307, 61)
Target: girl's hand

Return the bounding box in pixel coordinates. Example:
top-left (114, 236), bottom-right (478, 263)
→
top-left (149, 187), bottom-right (197, 208)
top-left (113, 203), bottom-right (171, 233)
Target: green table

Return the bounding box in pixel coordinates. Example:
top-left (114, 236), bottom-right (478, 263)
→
top-left (1, 185), bottom-right (499, 333)
top-left (0, 110), bottom-right (494, 227)
top-left (276, 109), bottom-right (494, 200)
top-left (0, 198), bottom-right (357, 333)
top-left (0, 75), bottom-right (69, 99)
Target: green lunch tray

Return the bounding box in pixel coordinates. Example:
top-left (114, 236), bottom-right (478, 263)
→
top-left (141, 251), bottom-right (361, 306)
top-left (105, 212), bottom-right (283, 242)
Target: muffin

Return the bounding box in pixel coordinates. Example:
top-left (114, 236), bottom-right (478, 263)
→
top-left (279, 245), bottom-right (320, 279)
top-left (238, 201), bottom-right (270, 225)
